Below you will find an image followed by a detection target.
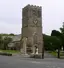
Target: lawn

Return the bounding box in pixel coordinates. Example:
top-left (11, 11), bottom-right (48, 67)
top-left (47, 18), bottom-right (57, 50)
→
top-left (0, 50), bottom-right (20, 54)
top-left (49, 51), bottom-right (64, 58)
top-left (49, 51), bottom-right (57, 57)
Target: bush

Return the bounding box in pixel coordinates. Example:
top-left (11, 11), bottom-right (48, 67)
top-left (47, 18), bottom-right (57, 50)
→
top-left (0, 52), bottom-right (12, 56)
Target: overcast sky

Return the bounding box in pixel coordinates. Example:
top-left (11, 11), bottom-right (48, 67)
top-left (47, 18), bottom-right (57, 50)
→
top-left (0, 0), bottom-right (64, 35)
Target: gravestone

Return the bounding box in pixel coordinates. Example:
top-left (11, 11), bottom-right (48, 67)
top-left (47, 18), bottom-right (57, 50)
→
top-left (21, 4), bottom-right (44, 58)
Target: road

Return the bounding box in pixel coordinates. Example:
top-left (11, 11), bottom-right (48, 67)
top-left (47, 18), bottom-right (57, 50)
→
top-left (0, 55), bottom-right (64, 68)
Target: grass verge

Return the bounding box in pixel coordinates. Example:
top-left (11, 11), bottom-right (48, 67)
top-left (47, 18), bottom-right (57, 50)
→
top-left (0, 50), bottom-right (20, 54)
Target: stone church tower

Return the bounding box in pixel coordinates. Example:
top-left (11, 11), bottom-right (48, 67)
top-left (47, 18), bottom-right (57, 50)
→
top-left (21, 4), bottom-right (43, 58)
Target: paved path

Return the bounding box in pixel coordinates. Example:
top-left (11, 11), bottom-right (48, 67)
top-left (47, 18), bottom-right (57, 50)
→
top-left (0, 52), bottom-right (64, 68)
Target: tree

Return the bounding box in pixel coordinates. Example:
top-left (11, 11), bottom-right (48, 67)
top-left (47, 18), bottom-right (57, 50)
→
top-left (51, 30), bottom-right (62, 58)
top-left (9, 33), bottom-right (15, 36)
top-left (0, 33), bottom-right (15, 36)
top-left (51, 30), bottom-right (61, 37)
top-left (3, 37), bottom-right (12, 50)
top-left (60, 24), bottom-right (64, 50)
top-left (0, 35), bottom-right (4, 49)
top-left (43, 34), bottom-right (61, 51)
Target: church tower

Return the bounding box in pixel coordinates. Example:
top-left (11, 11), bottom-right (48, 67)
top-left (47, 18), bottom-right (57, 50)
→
top-left (21, 4), bottom-right (43, 58)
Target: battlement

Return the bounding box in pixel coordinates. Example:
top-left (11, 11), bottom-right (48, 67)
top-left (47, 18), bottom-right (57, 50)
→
top-left (23, 4), bottom-right (42, 10)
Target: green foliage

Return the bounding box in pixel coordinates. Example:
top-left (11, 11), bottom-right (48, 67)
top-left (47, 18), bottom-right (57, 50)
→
top-left (0, 33), bottom-right (15, 36)
top-left (60, 26), bottom-right (64, 50)
top-left (43, 34), bottom-right (61, 51)
top-left (0, 35), bottom-right (4, 49)
top-left (3, 37), bottom-right (12, 50)
top-left (0, 33), bottom-right (15, 50)
top-left (51, 30), bottom-right (62, 48)
top-left (0, 50), bottom-right (19, 54)
top-left (9, 33), bottom-right (15, 36)
top-left (0, 34), bottom-right (12, 50)
top-left (51, 30), bottom-right (61, 38)
top-left (60, 27), bottom-right (64, 34)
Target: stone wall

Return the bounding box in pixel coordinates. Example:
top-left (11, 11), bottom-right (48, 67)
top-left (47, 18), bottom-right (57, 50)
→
top-left (21, 4), bottom-right (43, 57)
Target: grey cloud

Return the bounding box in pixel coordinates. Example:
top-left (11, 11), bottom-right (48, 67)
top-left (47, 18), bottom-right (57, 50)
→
top-left (0, 0), bottom-right (64, 35)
